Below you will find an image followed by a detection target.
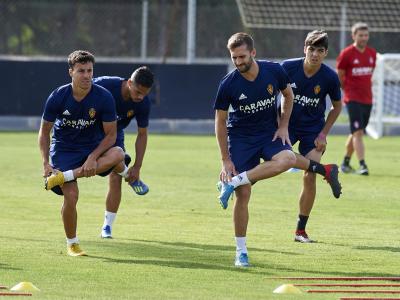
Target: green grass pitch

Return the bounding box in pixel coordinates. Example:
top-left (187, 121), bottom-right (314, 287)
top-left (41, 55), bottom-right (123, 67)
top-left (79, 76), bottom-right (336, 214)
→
top-left (0, 132), bottom-right (399, 299)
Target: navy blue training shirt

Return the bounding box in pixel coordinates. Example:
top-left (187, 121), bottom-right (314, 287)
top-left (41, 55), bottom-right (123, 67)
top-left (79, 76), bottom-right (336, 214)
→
top-left (42, 83), bottom-right (116, 151)
top-left (214, 60), bottom-right (290, 136)
top-left (93, 76), bottom-right (151, 138)
top-left (281, 58), bottom-right (341, 132)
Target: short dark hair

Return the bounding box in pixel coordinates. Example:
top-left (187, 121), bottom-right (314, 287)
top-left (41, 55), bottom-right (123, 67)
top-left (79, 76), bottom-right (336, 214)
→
top-left (305, 30), bottom-right (329, 50)
top-left (68, 50), bottom-right (95, 68)
top-left (352, 22), bottom-right (369, 35)
top-left (131, 66), bottom-right (154, 88)
top-left (227, 32), bottom-right (254, 51)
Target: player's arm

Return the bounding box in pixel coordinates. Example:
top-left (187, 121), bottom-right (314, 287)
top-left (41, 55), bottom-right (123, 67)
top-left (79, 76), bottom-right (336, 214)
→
top-left (274, 84), bottom-right (294, 145)
top-left (336, 49), bottom-right (348, 89)
top-left (126, 126), bottom-right (148, 183)
top-left (82, 120), bottom-right (117, 177)
top-left (38, 119), bottom-right (54, 177)
top-left (215, 109), bottom-right (237, 182)
top-left (315, 100), bottom-right (342, 152)
top-left (337, 69), bottom-right (346, 89)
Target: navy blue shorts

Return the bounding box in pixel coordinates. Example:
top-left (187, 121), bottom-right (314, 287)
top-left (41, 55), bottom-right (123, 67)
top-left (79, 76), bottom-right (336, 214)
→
top-left (228, 133), bottom-right (292, 173)
top-left (50, 152), bottom-right (131, 196)
top-left (115, 131), bottom-right (126, 151)
top-left (50, 145), bottom-right (97, 172)
top-left (289, 130), bottom-right (318, 157)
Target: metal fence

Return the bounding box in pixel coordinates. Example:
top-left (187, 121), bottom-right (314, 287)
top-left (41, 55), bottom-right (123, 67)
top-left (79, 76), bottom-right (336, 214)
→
top-left (0, 0), bottom-right (241, 60)
top-left (2, 0), bottom-right (399, 61)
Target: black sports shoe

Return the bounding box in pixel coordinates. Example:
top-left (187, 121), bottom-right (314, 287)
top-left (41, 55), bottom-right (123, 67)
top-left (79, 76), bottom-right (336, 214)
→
top-left (323, 164), bottom-right (342, 199)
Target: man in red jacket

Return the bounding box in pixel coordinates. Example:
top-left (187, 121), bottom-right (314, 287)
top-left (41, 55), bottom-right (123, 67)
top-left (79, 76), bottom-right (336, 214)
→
top-left (337, 22), bottom-right (376, 175)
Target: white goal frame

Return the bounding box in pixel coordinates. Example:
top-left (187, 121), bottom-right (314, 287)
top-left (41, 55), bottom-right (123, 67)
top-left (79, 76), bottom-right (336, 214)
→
top-left (367, 53), bottom-right (400, 139)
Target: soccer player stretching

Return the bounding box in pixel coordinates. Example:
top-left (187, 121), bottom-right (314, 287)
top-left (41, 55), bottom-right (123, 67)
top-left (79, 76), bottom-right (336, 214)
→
top-left (281, 30), bottom-right (342, 243)
top-left (93, 67), bottom-right (154, 238)
top-left (214, 33), bottom-right (297, 267)
top-left (215, 33), bottom-right (342, 267)
top-left (337, 22), bottom-right (376, 175)
top-left (38, 50), bottom-right (126, 256)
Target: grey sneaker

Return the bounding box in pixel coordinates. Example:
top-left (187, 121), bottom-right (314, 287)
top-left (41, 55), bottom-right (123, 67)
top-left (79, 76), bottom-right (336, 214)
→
top-left (340, 164), bottom-right (354, 174)
top-left (356, 165), bottom-right (369, 176)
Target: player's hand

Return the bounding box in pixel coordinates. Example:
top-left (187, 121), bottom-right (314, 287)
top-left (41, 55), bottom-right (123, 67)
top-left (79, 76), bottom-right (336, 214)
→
top-left (272, 126), bottom-right (292, 146)
top-left (82, 157), bottom-right (97, 177)
top-left (125, 166), bottom-right (140, 183)
top-left (43, 162), bottom-right (54, 177)
top-left (220, 158), bottom-right (237, 182)
top-left (314, 133), bottom-right (327, 152)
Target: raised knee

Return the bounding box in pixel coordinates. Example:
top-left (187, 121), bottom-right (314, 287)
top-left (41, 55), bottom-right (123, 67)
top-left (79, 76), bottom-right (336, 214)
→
top-left (281, 151), bottom-right (296, 169)
top-left (110, 146), bottom-right (125, 162)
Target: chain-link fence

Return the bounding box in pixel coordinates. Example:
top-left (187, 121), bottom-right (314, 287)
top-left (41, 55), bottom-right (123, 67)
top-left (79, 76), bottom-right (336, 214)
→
top-left (0, 0), bottom-right (241, 59)
top-left (1, 0), bottom-right (399, 60)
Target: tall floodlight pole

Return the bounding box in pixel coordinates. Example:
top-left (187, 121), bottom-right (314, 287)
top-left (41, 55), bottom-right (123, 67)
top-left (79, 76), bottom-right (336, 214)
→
top-left (187, 0), bottom-right (196, 63)
top-left (141, 0), bottom-right (149, 60)
top-left (339, 2), bottom-right (347, 50)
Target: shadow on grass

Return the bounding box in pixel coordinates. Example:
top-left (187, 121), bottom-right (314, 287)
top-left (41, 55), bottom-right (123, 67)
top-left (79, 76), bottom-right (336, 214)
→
top-left (0, 235), bottom-right (50, 243)
top-left (319, 241), bottom-right (400, 253)
top-left (353, 245), bottom-right (400, 252)
top-left (80, 239), bottom-right (400, 278)
top-left (89, 256), bottom-right (256, 273)
top-left (254, 256), bottom-right (400, 277)
top-left (81, 238), bottom-right (300, 274)
top-left (0, 263), bottom-right (22, 271)
top-left (263, 268), bottom-right (400, 278)
top-left (119, 238), bottom-right (300, 255)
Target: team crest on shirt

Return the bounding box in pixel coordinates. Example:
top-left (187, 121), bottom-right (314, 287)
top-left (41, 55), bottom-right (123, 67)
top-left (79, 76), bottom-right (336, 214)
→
top-left (314, 85), bottom-right (321, 95)
top-left (88, 108), bottom-right (96, 119)
top-left (267, 84), bottom-right (274, 95)
top-left (127, 110), bottom-right (134, 118)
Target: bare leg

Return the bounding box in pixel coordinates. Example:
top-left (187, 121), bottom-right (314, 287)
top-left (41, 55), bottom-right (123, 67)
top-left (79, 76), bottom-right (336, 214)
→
top-left (352, 129), bottom-right (365, 161)
top-left (73, 146), bottom-right (125, 178)
top-left (101, 171), bottom-right (123, 238)
top-left (246, 150), bottom-right (296, 182)
top-left (61, 182), bottom-right (79, 239)
top-left (106, 172), bottom-right (122, 213)
top-left (299, 149), bottom-right (322, 216)
top-left (345, 134), bottom-right (354, 158)
top-left (294, 153), bottom-right (310, 171)
top-left (294, 150), bottom-right (322, 242)
top-left (233, 184), bottom-right (251, 266)
top-left (233, 184), bottom-right (251, 237)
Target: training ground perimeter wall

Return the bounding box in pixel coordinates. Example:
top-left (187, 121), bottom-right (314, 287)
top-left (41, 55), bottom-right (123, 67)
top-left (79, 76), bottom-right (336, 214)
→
top-left (1, 57), bottom-right (398, 135)
top-left (0, 57), bottom-right (227, 119)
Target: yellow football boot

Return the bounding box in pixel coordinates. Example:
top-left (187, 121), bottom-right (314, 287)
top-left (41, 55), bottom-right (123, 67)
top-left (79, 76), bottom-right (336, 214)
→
top-left (45, 171), bottom-right (65, 190)
top-left (67, 243), bottom-right (87, 257)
